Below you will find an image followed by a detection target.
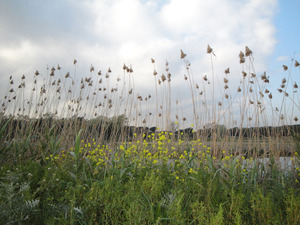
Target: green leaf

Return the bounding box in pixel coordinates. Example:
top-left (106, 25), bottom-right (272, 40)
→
top-left (74, 129), bottom-right (82, 161)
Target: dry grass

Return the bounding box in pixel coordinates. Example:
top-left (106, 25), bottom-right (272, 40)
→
top-left (0, 46), bottom-right (299, 159)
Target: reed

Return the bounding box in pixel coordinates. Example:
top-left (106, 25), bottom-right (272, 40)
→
top-left (0, 46), bottom-right (299, 224)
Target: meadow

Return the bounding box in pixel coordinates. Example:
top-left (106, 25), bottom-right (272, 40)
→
top-left (0, 46), bottom-right (299, 224)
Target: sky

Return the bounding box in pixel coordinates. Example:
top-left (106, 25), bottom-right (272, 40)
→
top-left (0, 0), bottom-right (299, 128)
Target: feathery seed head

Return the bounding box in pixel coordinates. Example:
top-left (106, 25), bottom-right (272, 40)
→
top-left (180, 49), bottom-right (187, 59)
top-left (245, 46), bottom-right (252, 56)
top-left (207, 44), bottom-right (213, 54)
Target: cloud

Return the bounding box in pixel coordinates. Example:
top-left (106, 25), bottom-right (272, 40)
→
top-left (0, 0), bottom-right (280, 126)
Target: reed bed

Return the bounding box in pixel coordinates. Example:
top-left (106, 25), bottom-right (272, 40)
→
top-left (0, 46), bottom-right (299, 224)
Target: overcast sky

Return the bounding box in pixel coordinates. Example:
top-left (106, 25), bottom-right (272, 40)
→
top-left (0, 0), bottom-right (299, 127)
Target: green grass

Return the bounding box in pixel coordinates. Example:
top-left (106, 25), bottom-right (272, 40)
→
top-left (0, 130), bottom-right (299, 224)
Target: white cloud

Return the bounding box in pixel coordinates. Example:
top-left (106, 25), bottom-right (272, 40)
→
top-left (0, 0), bottom-right (283, 127)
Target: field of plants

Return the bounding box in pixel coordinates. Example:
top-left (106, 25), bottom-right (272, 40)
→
top-left (0, 46), bottom-right (299, 224)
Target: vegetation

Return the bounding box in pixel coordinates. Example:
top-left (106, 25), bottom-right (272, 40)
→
top-left (0, 46), bottom-right (299, 224)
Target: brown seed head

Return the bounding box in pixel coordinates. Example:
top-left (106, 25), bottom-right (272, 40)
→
top-left (283, 65), bottom-right (288, 71)
top-left (239, 51), bottom-right (244, 59)
top-left (268, 93), bottom-right (272, 99)
top-left (207, 44), bottom-right (213, 54)
top-left (224, 78), bottom-right (228, 83)
top-left (151, 58), bottom-right (155, 63)
top-left (180, 49), bottom-right (186, 59)
top-left (225, 68), bottom-right (230, 74)
top-left (295, 60), bottom-right (300, 67)
top-left (259, 91), bottom-right (264, 98)
top-left (90, 65), bottom-right (94, 72)
top-left (245, 46), bottom-right (252, 56)
top-left (129, 66), bottom-right (133, 73)
top-left (294, 82), bottom-right (298, 89)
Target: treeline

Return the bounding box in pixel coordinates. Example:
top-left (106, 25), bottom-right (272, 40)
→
top-left (1, 114), bottom-right (300, 142)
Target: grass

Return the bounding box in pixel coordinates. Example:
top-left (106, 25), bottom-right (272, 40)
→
top-left (0, 46), bottom-right (299, 224)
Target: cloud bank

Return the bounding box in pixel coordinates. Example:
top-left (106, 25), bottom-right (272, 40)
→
top-left (0, 0), bottom-right (280, 126)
